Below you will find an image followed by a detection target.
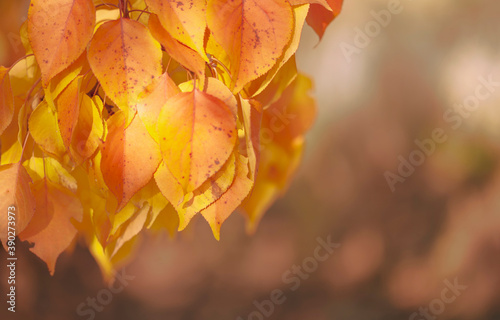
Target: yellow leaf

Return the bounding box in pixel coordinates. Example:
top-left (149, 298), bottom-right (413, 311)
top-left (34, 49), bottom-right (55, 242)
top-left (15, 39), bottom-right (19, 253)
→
top-left (0, 67), bottom-right (14, 136)
top-left (29, 100), bottom-right (67, 159)
top-left (148, 13), bottom-right (206, 77)
top-left (146, 0), bottom-right (207, 58)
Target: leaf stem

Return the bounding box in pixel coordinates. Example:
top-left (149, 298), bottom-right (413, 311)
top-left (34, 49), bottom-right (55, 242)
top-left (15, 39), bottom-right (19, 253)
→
top-left (7, 53), bottom-right (34, 71)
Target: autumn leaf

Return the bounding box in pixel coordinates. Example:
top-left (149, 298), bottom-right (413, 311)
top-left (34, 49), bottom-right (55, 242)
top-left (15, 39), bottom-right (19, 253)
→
top-left (0, 67), bottom-right (14, 136)
top-left (156, 150), bottom-right (237, 230)
top-left (146, 0), bottom-right (207, 58)
top-left (87, 18), bottom-right (162, 111)
top-left (55, 76), bottom-right (83, 149)
top-left (70, 94), bottom-right (105, 164)
top-left (306, 0), bottom-right (343, 39)
top-left (19, 179), bottom-right (83, 275)
top-left (29, 100), bottom-right (67, 160)
top-left (245, 4), bottom-right (308, 97)
top-left (288, 0), bottom-right (331, 9)
top-left (148, 13), bottom-right (206, 77)
top-left (0, 163), bottom-right (36, 247)
top-left (157, 88), bottom-right (237, 192)
top-left (206, 0), bottom-right (294, 92)
top-left (201, 154), bottom-right (253, 240)
top-left (28, 0), bottom-right (96, 85)
top-left (135, 72), bottom-right (180, 142)
top-left (100, 112), bottom-right (162, 211)
top-left (0, 0), bottom-right (338, 274)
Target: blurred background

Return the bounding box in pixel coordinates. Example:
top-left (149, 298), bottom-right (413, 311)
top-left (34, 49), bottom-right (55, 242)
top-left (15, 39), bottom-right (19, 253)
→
top-left (2, 0), bottom-right (500, 319)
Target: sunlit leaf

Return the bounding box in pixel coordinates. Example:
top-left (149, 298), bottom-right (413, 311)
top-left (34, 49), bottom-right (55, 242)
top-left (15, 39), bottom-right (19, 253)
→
top-left (206, 0), bottom-right (294, 92)
top-left (100, 112), bottom-right (162, 210)
top-left (87, 18), bottom-right (162, 111)
top-left (157, 88), bottom-right (237, 192)
top-left (146, 0), bottom-right (207, 58)
top-left (28, 0), bottom-right (96, 84)
top-left (148, 13), bottom-right (206, 77)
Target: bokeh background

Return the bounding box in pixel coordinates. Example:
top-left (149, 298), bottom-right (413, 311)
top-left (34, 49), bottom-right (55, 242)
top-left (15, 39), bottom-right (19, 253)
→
top-left (1, 0), bottom-right (500, 319)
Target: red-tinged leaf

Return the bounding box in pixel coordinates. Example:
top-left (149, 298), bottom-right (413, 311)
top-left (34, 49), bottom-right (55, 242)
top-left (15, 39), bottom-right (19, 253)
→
top-left (55, 76), bottom-right (83, 148)
top-left (157, 89), bottom-right (237, 192)
top-left (101, 112), bottom-right (162, 210)
top-left (28, 0), bottom-right (96, 85)
top-left (201, 154), bottom-right (253, 240)
top-left (306, 0), bottom-right (343, 39)
top-left (0, 67), bottom-right (14, 136)
top-left (206, 0), bottom-right (294, 92)
top-left (19, 179), bottom-right (83, 275)
top-left (136, 72), bottom-right (180, 142)
top-left (288, 0), bottom-right (331, 10)
top-left (145, 0), bottom-right (207, 57)
top-left (0, 163), bottom-right (36, 247)
top-left (87, 18), bottom-right (162, 110)
top-left (148, 13), bottom-right (206, 77)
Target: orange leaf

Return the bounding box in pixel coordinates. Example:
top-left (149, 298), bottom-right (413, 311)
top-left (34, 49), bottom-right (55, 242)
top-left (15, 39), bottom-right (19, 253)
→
top-left (201, 154), bottom-right (253, 240)
top-left (306, 0), bottom-right (343, 39)
top-left (145, 0), bottom-right (207, 57)
top-left (87, 18), bottom-right (162, 111)
top-left (101, 112), bottom-right (162, 210)
top-left (206, 0), bottom-right (294, 92)
top-left (55, 76), bottom-right (83, 148)
top-left (157, 89), bottom-right (237, 192)
top-left (263, 74), bottom-right (316, 146)
top-left (148, 13), bottom-right (206, 77)
top-left (19, 179), bottom-right (83, 275)
top-left (28, 0), bottom-right (96, 85)
top-left (70, 94), bottom-right (105, 164)
top-left (0, 67), bottom-right (14, 136)
top-left (0, 163), bottom-right (36, 247)
top-left (136, 72), bottom-right (180, 142)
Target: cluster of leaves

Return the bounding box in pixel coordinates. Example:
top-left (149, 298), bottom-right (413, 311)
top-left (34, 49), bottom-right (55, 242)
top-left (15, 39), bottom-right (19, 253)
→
top-left (0, 0), bottom-right (342, 276)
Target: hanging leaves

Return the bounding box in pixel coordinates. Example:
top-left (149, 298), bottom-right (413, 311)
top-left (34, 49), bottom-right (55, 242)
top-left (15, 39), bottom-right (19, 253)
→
top-left (0, 0), bottom-right (343, 275)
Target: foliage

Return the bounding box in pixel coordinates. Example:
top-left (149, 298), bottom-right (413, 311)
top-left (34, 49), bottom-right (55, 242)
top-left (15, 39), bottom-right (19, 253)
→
top-left (0, 0), bottom-right (342, 276)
